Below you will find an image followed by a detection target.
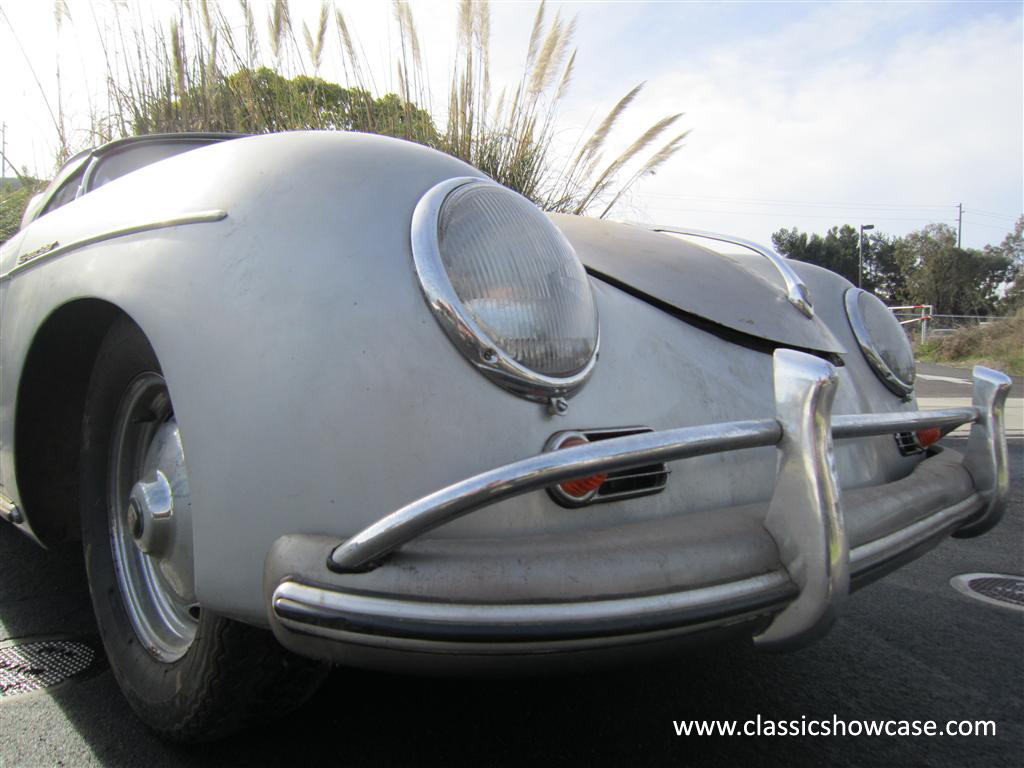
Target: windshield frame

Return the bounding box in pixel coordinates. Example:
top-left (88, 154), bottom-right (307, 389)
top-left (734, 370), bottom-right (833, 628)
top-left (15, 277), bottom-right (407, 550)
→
top-left (23, 132), bottom-right (245, 228)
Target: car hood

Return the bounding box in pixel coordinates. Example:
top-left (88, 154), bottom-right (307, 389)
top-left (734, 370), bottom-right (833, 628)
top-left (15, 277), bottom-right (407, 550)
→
top-left (550, 213), bottom-right (845, 354)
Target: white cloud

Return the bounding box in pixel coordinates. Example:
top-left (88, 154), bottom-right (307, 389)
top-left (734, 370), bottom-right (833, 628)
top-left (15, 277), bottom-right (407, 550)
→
top-left (2, 1), bottom-right (1020, 249)
top-left (579, 2), bottom-right (1022, 249)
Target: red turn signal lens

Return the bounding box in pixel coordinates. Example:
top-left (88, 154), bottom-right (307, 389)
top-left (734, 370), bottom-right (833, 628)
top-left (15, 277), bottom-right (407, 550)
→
top-left (915, 427), bottom-right (942, 448)
top-left (554, 436), bottom-right (607, 501)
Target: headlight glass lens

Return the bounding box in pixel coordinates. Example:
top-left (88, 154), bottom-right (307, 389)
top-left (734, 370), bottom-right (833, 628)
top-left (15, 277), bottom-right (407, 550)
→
top-left (438, 183), bottom-right (598, 377)
top-left (412, 177), bottom-right (599, 400)
top-left (845, 288), bottom-right (915, 396)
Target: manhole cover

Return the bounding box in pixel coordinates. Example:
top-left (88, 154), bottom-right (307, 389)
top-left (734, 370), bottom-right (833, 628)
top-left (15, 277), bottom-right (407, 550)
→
top-left (950, 573), bottom-right (1024, 612)
top-left (0, 638), bottom-right (100, 698)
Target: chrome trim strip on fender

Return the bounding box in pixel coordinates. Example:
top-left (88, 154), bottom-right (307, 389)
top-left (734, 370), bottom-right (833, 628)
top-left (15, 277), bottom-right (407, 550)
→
top-left (1, 210), bottom-right (228, 280)
top-left (650, 226), bottom-right (814, 318)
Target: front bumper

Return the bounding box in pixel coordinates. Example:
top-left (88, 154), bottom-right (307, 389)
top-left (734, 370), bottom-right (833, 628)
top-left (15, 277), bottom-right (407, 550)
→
top-left (265, 351), bottom-right (1011, 660)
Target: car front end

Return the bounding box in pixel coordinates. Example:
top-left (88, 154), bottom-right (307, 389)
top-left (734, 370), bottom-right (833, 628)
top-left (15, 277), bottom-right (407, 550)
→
top-left (1, 131), bottom-right (1012, 735)
top-left (249, 159), bottom-right (1011, 669)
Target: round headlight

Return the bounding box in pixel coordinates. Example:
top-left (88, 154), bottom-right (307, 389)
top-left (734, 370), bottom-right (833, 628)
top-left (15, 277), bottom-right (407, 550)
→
top-left (411, 177), bottom-right (599, 401)
top-left (844, 288), bottom-right (915, 397)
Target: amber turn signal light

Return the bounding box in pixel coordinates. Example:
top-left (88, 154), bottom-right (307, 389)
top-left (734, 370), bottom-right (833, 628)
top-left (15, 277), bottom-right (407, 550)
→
top-left (915, 427), bottom-right (942, 448)
top-left (546, 434), bottom-right (608, 505)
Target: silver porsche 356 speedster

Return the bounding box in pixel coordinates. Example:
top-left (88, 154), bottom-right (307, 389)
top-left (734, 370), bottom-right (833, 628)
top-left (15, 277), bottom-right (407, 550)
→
top-left (0, 132), bottom-right (1011, 739)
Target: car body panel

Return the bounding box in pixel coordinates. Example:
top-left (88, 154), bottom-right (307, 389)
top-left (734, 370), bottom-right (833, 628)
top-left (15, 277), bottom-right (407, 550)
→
top-left (0, 132), bottom-right (995, 638)
top-left (553, 213), bottom-right (845, 354)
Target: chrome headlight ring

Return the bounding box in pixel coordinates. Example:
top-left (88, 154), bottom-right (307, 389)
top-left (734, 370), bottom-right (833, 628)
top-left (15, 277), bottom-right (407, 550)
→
top-left (411, 176), bottom-right (600, 402)
top-left (844, 288), bottom-right (915, 398)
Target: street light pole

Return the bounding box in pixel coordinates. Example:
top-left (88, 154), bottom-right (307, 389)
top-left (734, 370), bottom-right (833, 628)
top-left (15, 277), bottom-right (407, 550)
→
top-left (859, 224), bottom-right (875, 288)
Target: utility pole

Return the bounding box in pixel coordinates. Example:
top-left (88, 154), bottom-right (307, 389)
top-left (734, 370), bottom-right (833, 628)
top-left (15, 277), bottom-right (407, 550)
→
top-left (957, 202), bottom-right (963, 248)
top-left (1, 122), bottom-right (6, 219)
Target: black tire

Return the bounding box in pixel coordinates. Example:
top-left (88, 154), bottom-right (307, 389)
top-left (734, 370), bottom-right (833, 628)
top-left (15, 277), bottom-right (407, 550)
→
top-left (80, 317), bottom-right (327, 741)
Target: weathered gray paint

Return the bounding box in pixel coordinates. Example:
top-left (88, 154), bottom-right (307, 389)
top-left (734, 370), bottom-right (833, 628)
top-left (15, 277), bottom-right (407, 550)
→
top-left (0, 132), bottom-right (918, 623)
top-left (552, 213), bottom-right (844, 353)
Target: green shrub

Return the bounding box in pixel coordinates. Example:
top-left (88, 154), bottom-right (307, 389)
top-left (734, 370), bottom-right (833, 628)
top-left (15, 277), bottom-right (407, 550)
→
top-left (0, 182), bottom-right (42, 247)
top-left (78, 0), bottom-right (685, 216)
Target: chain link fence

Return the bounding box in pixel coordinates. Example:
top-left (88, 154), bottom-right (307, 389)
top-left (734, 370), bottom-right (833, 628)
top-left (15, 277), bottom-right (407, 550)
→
top-left (890, 305), bottom-right (1009, 343)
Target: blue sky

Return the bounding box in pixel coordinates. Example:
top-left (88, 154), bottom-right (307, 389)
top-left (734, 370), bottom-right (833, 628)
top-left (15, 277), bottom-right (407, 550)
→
top-left (1, 1), bottom-right (1021, 249)
top-left (550, 0), bottom-right (1024, 249)
top-left (596, 0), bottom-right (1021, 64)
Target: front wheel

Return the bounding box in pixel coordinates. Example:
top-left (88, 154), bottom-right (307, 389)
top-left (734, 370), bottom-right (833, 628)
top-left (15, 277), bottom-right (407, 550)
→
top-left (80, 317), bottom-right (327, 741)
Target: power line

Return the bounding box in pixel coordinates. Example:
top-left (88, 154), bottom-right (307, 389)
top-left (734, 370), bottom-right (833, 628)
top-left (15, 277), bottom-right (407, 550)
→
top-left (642, 204), bottom-right (957, 224)
top-left (960, 219), bottom-right (1019, 233)
top-left (640, 191), bottom-right (957, 210)
top-left (964, 208), bottom-right (1020, 221)
top-left (1, 122), bottom-right (5, 219)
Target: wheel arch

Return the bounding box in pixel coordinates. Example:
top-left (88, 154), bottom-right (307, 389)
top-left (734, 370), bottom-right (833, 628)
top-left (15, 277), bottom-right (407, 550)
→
top-left (14, 298), bottom-right (138, 546)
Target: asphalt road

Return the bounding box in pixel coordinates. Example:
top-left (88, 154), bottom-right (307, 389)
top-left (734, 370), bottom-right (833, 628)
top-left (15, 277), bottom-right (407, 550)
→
top-left (1, 364), bottom-right (1021, 767)
top-left (915, 361), bottom-right (1024, 398)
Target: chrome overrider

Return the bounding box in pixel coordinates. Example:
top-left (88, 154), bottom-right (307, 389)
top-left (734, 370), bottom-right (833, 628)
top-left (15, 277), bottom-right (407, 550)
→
top-left (272, 350), bottom-right (1011, 651)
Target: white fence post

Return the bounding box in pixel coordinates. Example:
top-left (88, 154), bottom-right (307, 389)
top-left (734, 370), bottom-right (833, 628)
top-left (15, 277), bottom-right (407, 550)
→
top-left (889, 304), bottom-right (933, 343)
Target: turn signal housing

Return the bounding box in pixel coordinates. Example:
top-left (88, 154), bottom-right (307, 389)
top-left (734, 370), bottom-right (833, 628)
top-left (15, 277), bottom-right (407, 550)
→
top-left (544, 433), bottom-right (608, 507)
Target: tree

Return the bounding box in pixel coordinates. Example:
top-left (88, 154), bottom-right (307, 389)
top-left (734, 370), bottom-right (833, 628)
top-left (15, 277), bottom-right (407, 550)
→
top-left (863, 234), bottom-right (910, 305)
top-left (985, 216), bottom-right (1024, 313)
top-left (897, 223), bottom-right (1014, 315)
top-left (771, 224), bottom-right (901, 298)
top-left (772, 225), bottom-right (858, 285)
top-left (772, 222), bottom-right (1016, 313)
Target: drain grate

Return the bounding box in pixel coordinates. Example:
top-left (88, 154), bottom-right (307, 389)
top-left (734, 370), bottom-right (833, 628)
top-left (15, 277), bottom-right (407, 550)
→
top-left (0, 639), bottom-right (99, 698)
top-left (950, 573), bottom-right (1024, 612)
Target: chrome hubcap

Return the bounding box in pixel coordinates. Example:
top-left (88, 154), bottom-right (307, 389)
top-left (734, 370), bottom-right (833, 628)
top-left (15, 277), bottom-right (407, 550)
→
top-left (129, 469), bottom-right (175, 557)
top-left (109, 373), bottom-right (197, 662)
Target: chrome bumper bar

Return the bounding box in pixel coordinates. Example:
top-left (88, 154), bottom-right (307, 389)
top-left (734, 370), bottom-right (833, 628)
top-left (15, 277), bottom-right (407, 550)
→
top-left (274, 571), bottom-right (797, 644)
top-left (316, 351), bottom-right (1009, 649)
top-left (272, 488), bottom-right (983, 647)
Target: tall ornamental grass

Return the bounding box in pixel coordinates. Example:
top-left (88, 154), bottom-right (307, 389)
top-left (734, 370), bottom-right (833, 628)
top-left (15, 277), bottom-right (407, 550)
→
top-left (22, 0), bottom-right (689, 219)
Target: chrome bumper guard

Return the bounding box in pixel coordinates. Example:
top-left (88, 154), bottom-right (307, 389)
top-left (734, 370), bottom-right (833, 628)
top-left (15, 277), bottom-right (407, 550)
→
top-left (274, 351), bottom-right (1010, 650)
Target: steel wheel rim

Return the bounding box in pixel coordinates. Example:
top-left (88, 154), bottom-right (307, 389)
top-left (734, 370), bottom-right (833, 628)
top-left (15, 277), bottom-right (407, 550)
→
top-left (109, 372), bottom-right (198, 662)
